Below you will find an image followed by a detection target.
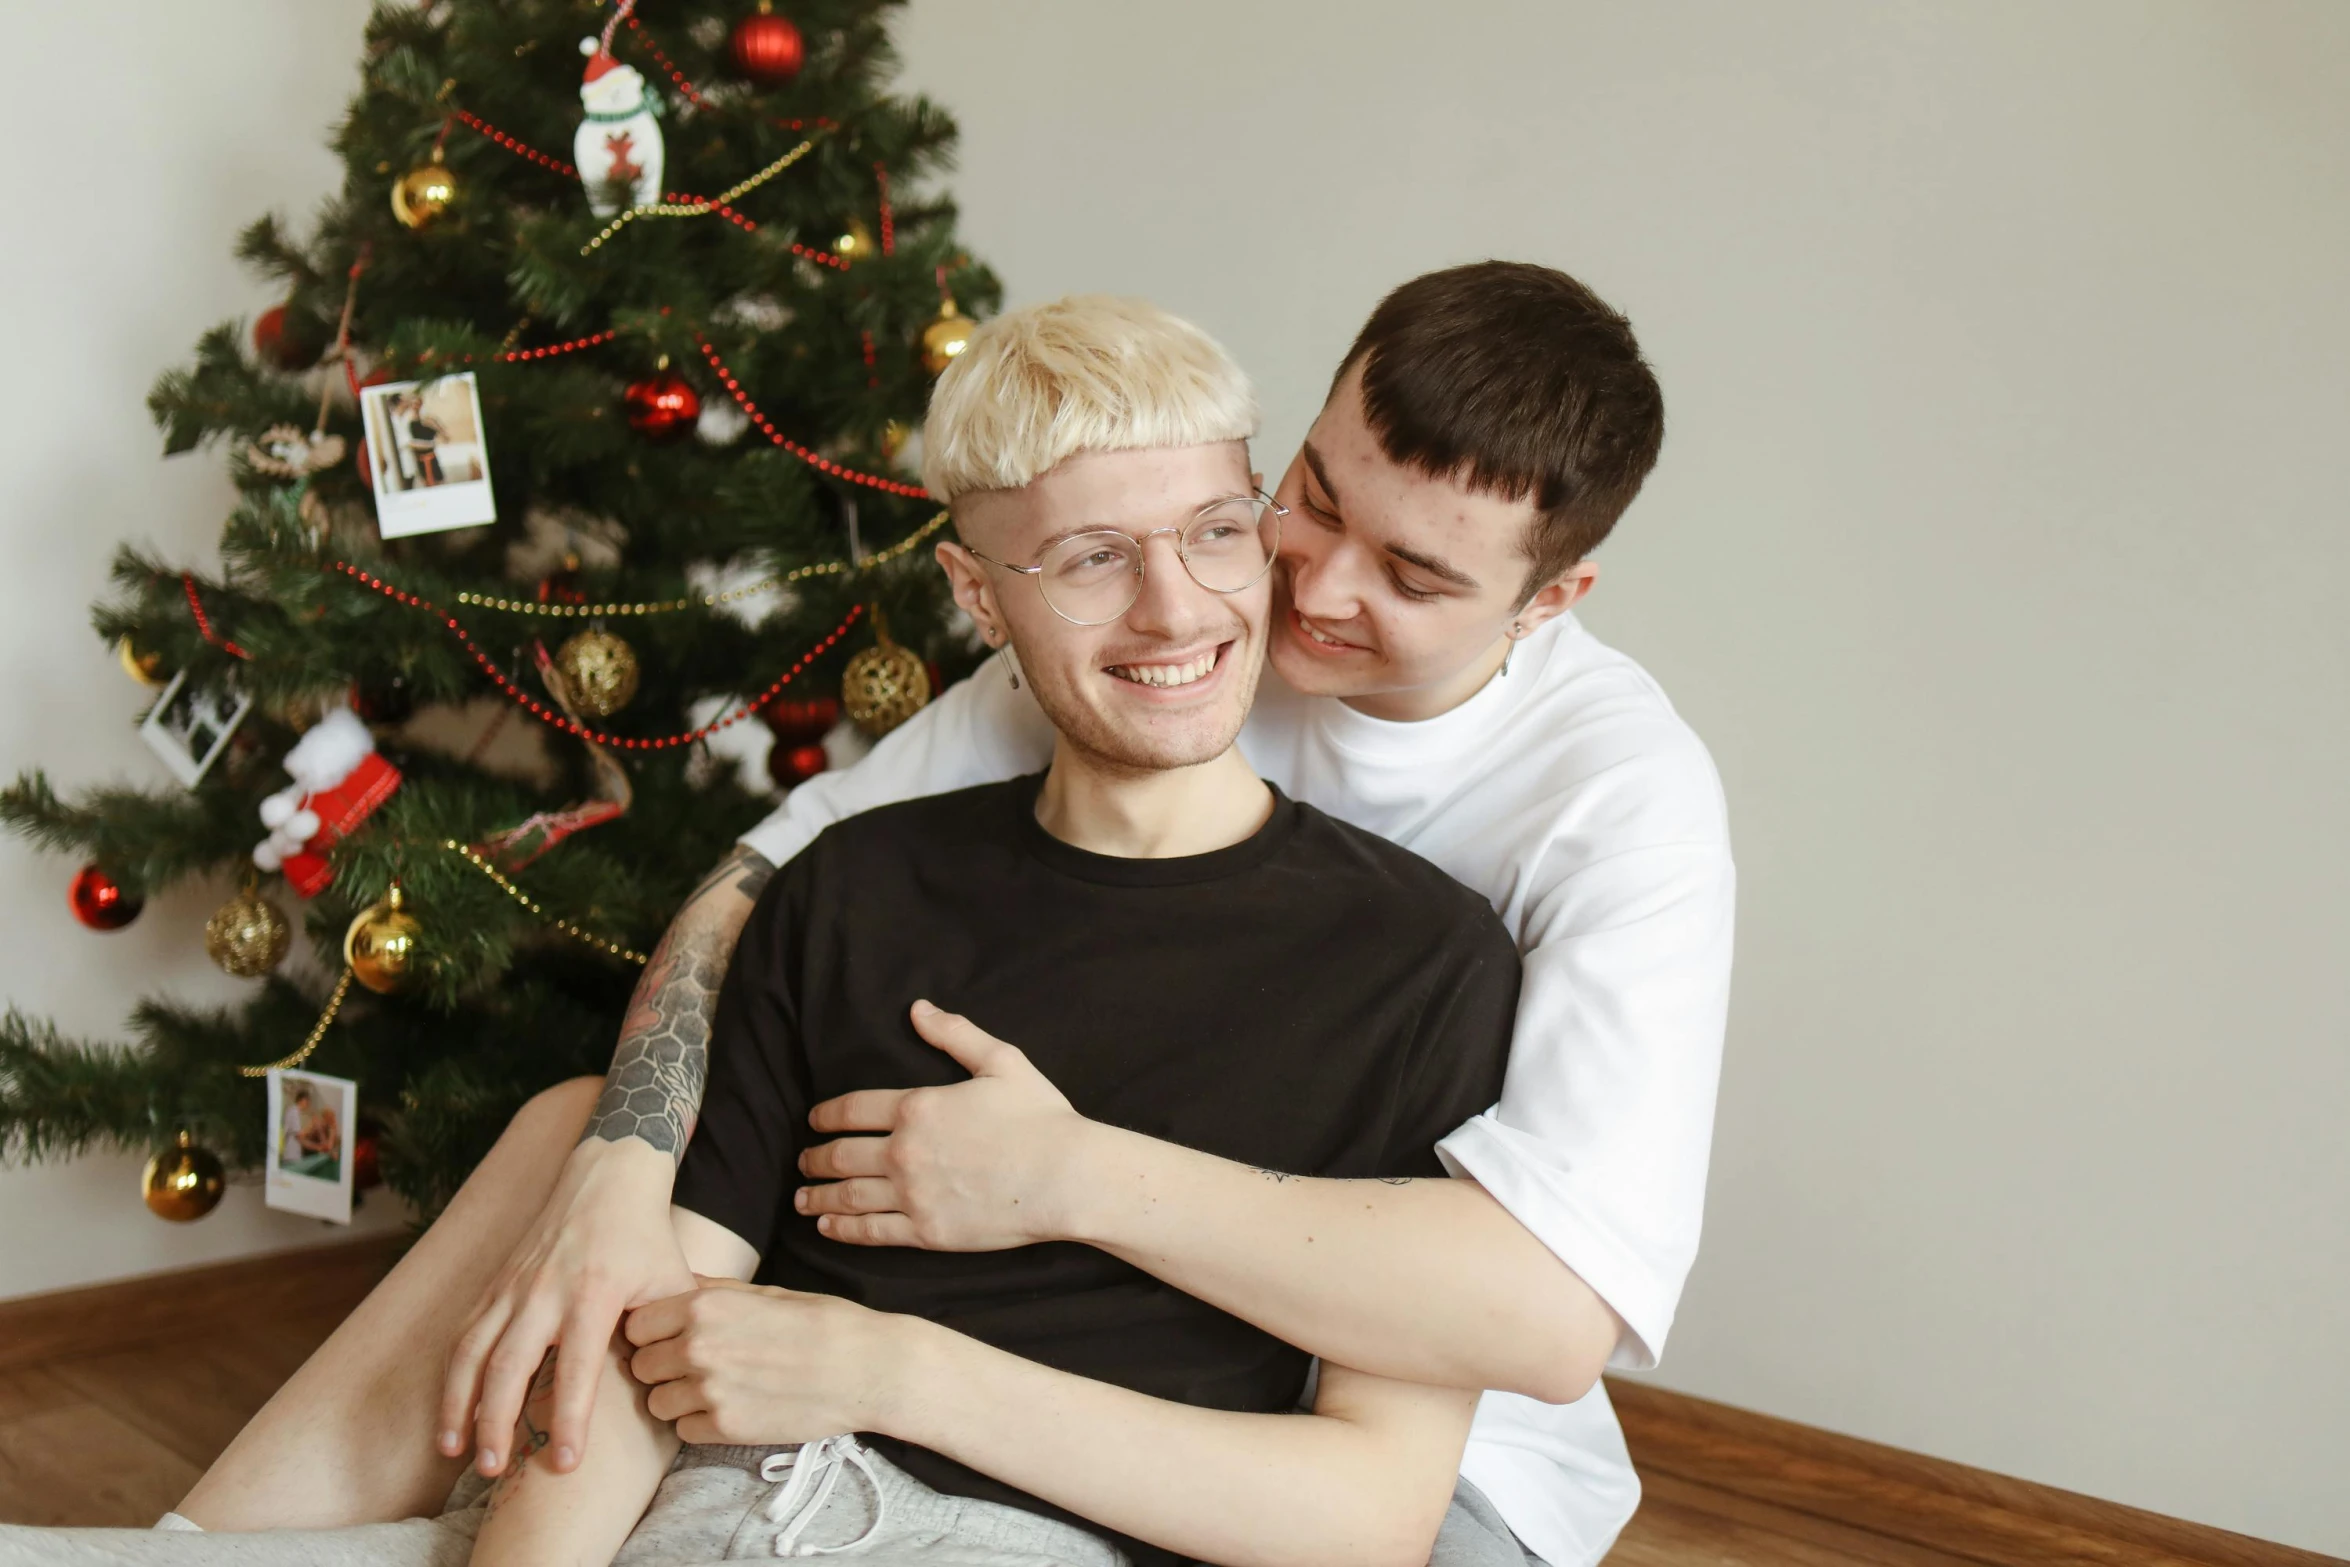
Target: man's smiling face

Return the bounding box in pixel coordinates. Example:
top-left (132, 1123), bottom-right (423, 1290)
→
top-left (1267, 363), bottom-right (1596, 720)
top-left (940, 441), bottom-right (1269, 773)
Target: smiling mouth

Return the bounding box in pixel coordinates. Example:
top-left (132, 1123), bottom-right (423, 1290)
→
top-left (1292, 608), bottom-right (1366, 653)
top-left (1106, 642), bottom-right (1227, 689)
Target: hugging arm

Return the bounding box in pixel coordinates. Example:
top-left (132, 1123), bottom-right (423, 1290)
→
top-left (624, 1280), bottom-right (1474, 1567)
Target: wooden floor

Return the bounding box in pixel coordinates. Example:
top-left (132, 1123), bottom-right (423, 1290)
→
top-left (0, 1240), bottom-right (2334, 1566)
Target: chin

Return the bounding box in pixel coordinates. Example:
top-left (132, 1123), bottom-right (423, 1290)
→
top-left (1269, 628), bottom-right (1380, 698)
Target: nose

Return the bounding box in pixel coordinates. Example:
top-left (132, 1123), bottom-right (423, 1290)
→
top-left (1279, 521), bottom-right (1363, 625)
top-left (1120, 529), bottom-right (1215, 641)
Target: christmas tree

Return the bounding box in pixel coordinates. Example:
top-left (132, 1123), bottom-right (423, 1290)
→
top-left (0, 0), bottom-right (996, 1222)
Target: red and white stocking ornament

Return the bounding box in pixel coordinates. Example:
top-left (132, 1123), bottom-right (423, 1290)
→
top-left (252, 708), bottom-right (403, 899)
top-left (575, 39), bottom-right (665, 217)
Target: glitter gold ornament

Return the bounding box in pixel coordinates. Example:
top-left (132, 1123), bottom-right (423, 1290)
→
top-left (834, 217), bottom-right (876, 266)
top-left (391, 151), bottom-right (459, 230)
top-left (841, 609), bottom-right (932, 737)
top-left (344, 882), bottom-right (422, 995)
top-left (205, 887), bottom-right (293, 978)
top-left (118, 636), bottom-right (165, 688)
top-left (554, 627), bottom-right (641, 718)
top-left (142, 1131), bottom-right (226, 1222)
top-left (920, 299), bottom-right (974, 375)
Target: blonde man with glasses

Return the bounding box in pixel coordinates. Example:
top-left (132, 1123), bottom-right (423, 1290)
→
top-left (17, 296), bottom-right (1518, 1567)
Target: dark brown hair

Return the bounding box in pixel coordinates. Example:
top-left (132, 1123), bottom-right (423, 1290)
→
top-left (1336, 261), bottom-right (1665, 601)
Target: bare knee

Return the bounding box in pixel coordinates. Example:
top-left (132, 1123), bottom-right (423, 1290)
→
top-left (506, 1075), bottom-right (604, 1148)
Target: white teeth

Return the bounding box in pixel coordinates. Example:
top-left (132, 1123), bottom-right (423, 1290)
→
top-left (1109, 650), bottom-right (1217, 688)
top-left (1300, 617), bottom-right (1347, 648)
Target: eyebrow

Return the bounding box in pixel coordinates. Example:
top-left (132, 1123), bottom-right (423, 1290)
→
top-left (1302, 443), bottom-right (1481, 592)
top-left (1029, 492), bottom-right (1256, 555)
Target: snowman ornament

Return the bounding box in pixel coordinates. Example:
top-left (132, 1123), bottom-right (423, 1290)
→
top-left (574, 39), bottom-right (665, 217)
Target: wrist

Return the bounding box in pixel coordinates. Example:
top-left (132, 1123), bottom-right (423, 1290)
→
top-left (566, 1130), bottom-right (679, 1187)
top-left (1048, 1117), bottom-right (1144, 1247)
top-left (861, 1313), bottom-right (960, 1440)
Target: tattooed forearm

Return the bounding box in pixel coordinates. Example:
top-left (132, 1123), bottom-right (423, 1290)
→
top-left (584, 846), bottom-right (775, 1159)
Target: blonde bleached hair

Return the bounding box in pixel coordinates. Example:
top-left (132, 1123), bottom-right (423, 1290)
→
top-left (920, 295), bottom-right (1259, 506)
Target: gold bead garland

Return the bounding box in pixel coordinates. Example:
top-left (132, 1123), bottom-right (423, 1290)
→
top-left (579, 138), bottom-right (817, 256)
top-left (442, 840), bottom-right (648, 964)
top-left (453, 510), bottom-right (951, 617)
top-left (239, 968), bottom-right (355, 1079)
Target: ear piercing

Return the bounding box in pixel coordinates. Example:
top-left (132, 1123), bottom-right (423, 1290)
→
top-left (1501, 622), bottom-right (1525, 677)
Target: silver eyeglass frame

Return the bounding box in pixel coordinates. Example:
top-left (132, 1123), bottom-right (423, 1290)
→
top-left (965, 489), bottom-right (1289, 627)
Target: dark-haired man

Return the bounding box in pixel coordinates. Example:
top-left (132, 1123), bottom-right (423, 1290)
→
top-left (186, 264), bottom-right (1733, 1567)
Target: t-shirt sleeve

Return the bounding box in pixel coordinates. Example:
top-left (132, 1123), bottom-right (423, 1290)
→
top-left (736, 656), bottom-right (1055, 869)
top-left (670, 858), bottom-right (817, 1259)
top-left (1384, 903), bottom-right (1522, 1179)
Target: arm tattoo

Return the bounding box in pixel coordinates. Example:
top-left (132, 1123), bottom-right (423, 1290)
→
top-left (584, 846), bottom-right (776, 1159)
top-left (484, 1350), bottom-right (560, 1514)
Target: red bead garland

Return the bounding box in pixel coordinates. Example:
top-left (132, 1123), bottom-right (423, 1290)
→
top-left (452, 110), bottom-right (841, 263)
top-left (330, 561), bottom-right (860, 751)
top-left (500, 329), bottom-right (618, 363)
top-left (182, 573), bottom-right (251, 660)
top-left (874, 163), bottom-right (896, 256)
top-left (620, 12), bottom-right (715, 111)
top-left (693, 335), bottom-right (931, 499)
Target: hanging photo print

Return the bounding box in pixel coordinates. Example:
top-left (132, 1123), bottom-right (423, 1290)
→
top-left (361, 372), bottom-right (499, 538)
top-left (265, 1067), bottom-right (359, 1223)
top-left (139, 668), bottom-right (254, 787)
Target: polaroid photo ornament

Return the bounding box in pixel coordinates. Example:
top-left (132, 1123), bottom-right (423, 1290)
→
top-left (360, 372), bottom-right (498, 538)
top-left (140, 669), bottom-right (254, 787)
top-left (265, 1067), bottom-right (358, 1224)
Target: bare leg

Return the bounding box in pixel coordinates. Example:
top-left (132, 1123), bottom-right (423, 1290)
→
top-left (176, 1077), bottom-right (606, 1530)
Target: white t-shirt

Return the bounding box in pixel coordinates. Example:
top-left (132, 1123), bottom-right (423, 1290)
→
top-left (738, 613), bottom-right (1735, 1567)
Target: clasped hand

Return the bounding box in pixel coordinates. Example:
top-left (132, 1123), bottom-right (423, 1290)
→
top-left (792, 999), bottom-right (1091, 1250)
top-left (623, 1277), bottom-right (903, 1445)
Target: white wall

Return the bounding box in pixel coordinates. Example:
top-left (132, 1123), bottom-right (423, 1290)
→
top-left (881, 0), bottom-right (2345, 1553)
top-left (0, 0), bottom-right (403, 1299)
top-left (1, 0), bottom-right (2341, 1555)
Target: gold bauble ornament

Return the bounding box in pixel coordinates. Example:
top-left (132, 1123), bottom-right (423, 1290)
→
top-left (117, 636), bottom-right (166, 688)
top-left (553, 627), bottom-right (641, 719)
top-left (205, 888), bottom-right (292, 978)
top-left (841, 609), bottom-right (932, 738)
top-left (879, 420), bottom-right (912, 463)
top-left (344, 882), bottom-right (423, 995)
top-left (834, 217), bottom-right (876, 265)
top-left (391, 152), bottom-right (460, 230)
top-left (920, 299), bottom-right (974, 376)
top-left (142, 1131), bottom-right (226, 1223)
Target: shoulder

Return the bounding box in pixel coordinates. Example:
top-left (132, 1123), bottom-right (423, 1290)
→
top-left (1506, 618), bottom-right (1733, 857)
top-left (1285, 802), bottom-right (1519, 956)
top-left (803, 776), bottom-right (1030, 866)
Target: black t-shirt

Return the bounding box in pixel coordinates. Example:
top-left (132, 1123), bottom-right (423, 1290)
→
top-left (673, 774), bottom-right (1518, 1558)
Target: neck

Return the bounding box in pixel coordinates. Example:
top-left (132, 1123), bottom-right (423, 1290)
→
top-left (1340, 628), bottom-right (1513, 723)
top-left (1034, 740), bottom-right (1273, 859)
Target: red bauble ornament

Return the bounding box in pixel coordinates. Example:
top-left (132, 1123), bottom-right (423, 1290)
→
top-left (69, 863), bottom-right (143, 931)
top-left (624, 371), bottom-right (702, 441)
top-left (730, 6), bottom-right (805, 87)
top-left (776, 742), bottom-right (829, 788)
top-left (763, 695), bottom-right (840, 745)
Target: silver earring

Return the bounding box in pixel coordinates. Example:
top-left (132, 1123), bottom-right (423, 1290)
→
top-left (997, 641), bottom-right (1020, 690)
top-left (1501, 624), bottom-right (1524, 677)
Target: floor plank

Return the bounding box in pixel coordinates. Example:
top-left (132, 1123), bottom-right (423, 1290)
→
top-left (0, 1398), bottom-right (200, 1528)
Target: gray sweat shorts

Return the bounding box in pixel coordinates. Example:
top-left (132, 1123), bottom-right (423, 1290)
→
top-left (0, 1438), bottom-right (1538, 1567)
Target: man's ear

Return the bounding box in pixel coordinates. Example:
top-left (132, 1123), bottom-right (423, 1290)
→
top-left (935, 539), bottom-right (1005, 646)
top-left (1512, 561), bottom-right (1599, 635)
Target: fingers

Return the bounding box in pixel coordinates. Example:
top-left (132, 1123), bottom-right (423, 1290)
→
top-left (815, 1211), bottom-right (925, 1248)
top-left (544, 1302), bottom-right (618, 1471)
top-left (623, 1290), bottom-right (694, 1347)
top-left (796, 1136), bottom-right (890, 1180)
top-left (794, 1176), bottom-right (901, 1218)
top-left (806, 1088), bottom-right (910, 1135)
top-left (629, 1337), bottom-right (684, 1387)
top-left (437, 1293), bottom-right (514, 1456)
top-left (691, 1274), bottom-right (764, 1294)
top-left (908, 999), bottom-right (1025, 1076)
top-left (646, 1377), bottom-right (704, 1425)
top-left (471, 1305), bottom-right (561, 1475)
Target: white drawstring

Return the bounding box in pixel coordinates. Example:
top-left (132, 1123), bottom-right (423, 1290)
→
top-left (759, 1434), bottom-right (889, 1557)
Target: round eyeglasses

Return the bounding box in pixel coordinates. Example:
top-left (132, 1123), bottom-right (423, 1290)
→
top-left (967, 491), bottom-right (1287, 627)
